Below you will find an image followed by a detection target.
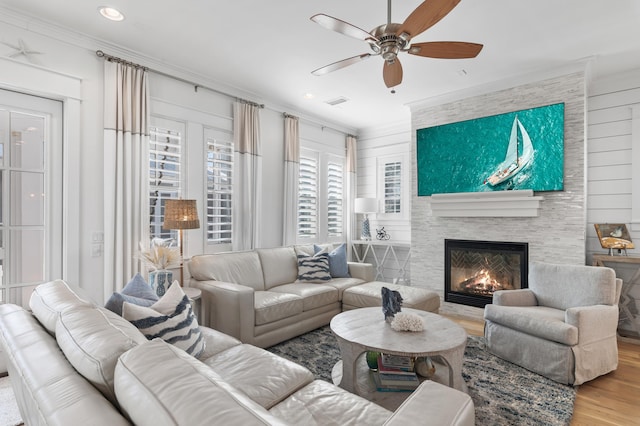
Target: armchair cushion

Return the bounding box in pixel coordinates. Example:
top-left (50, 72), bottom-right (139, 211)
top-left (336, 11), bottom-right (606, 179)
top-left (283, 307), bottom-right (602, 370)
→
top-left (484, 305), bottom-right (577, 345)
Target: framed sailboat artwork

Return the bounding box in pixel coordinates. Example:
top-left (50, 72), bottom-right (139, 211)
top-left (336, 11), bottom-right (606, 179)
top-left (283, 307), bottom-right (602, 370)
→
top-left (416, 103), bottom-right (565, 196)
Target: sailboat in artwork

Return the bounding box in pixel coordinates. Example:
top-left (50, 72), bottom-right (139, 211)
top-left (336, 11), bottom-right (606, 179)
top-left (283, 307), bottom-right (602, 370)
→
top-left (486, 116), bottom-right (534, 187)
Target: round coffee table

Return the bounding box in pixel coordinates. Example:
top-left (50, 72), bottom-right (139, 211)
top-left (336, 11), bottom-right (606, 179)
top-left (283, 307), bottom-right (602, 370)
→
top-left (330, 307), bottom-right (467, 395)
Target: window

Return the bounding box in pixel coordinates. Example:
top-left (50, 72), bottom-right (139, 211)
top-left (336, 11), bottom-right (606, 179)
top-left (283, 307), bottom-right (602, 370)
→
top-left (383, 161), bottom-right (402, 214)
top-left (206, 132), bottom-right (233, 244)
top-left (297, 149), bottom-right (345, 242)
top-left (298, 154), bottom-right (318, 238)
top-left (327, 160), bottom-right (344, 237)
top-left (149, 121), bottom-right (183, 242)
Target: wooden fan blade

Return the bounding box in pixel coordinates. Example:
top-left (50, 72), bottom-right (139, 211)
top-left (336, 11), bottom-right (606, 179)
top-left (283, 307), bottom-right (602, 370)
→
top-left (408, 41), bottom-right (483, 59)
top-left (312, 53), bottom-right (373, 76)
top-left (397, 0), bottom-right (461, 38)
top-left (383, 59), bottom-right (403, 88)
top-left (311, 14), bottom-right (378, 43)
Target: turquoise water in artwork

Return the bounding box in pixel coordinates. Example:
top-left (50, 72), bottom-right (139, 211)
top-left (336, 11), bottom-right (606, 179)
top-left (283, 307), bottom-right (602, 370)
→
top-left (416, 103), bottom-right (565, 196)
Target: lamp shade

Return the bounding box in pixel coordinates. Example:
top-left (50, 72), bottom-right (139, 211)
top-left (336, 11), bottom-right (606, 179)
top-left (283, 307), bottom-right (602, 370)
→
top-left (354, 198), bottom-right (378, 214)
top-left (163, 199), bottom-right (200, 230)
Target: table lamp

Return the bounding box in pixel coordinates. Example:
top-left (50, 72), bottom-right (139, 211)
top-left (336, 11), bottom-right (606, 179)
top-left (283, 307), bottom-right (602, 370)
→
top-left (354, 198), bottom-right (377, 240)
top-left (163, 199), bottom-right (200, 286)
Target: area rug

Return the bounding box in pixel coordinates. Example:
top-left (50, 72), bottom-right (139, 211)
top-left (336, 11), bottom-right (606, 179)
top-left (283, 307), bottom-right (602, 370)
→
top-left (267, 326), bottom-right (576, 426)
top-left (0, 376), bottom-right (23, 426)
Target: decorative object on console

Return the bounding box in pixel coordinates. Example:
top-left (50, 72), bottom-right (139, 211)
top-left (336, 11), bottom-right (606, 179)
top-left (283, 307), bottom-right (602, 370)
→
top-left (354, 197), bottom-right (377, 240)
top-left (594, 223), bottom-right (634, 255)
top-left (376, 226), bottom-right (390, 240)
top-left (390, 312), bottom-right (424, 332)
top-left (122, 280), bottom-right (205, 358)
top-left (163, 199), bottom-right (200, 286)
top-left (381, 286), bottom-right (403, 322)
top-left (417, 102), bottom-right (565, 196)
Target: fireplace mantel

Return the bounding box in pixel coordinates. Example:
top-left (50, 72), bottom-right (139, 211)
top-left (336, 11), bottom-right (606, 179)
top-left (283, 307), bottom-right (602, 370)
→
top-left (429, 190), bottom-right (544, 217)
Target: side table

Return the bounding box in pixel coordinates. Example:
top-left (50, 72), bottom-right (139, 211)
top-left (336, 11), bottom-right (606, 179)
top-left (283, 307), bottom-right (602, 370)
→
top-left (183, 287), bottom-right (202, 321)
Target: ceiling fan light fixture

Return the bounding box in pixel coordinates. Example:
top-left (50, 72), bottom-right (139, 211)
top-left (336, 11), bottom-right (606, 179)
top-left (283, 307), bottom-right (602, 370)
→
top-left (99, 6), bottom-right (125, 21)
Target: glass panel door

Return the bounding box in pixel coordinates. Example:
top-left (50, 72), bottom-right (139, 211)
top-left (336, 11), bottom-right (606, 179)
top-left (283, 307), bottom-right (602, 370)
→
top-left (0, 89), bottom-right (62, 306)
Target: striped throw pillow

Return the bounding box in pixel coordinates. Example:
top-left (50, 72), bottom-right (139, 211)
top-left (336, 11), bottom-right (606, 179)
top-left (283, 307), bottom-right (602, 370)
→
top-left (122, 281), bottom-right (205, 358)
top-left (297, 252), bottom-right (332, 283)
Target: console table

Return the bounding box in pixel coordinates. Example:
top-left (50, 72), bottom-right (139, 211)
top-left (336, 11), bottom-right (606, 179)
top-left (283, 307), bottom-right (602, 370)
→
top-left (351, 240), bottom-right (411, 284)
top-left (592, 254), bottom-right (640, 341)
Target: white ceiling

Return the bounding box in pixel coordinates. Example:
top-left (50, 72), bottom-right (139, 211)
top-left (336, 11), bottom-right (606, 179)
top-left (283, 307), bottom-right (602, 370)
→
top-left (1, 0), bottom-right (640, 132)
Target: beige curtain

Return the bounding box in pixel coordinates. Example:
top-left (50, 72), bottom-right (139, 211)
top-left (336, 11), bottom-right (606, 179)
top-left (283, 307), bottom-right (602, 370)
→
top-left (346, 135), bottom-right (358, 244)
top-left (232, 102), bottom-right (262, 250)
top-left (103, 60), bottom-right (150, 301)
top-left (283, 114), bottom-right (300, 246)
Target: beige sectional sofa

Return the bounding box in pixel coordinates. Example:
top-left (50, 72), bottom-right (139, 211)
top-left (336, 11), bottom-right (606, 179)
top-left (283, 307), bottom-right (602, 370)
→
top-left (0, 280), bottom-right (475, 426)
top-left (189, 244), bottom-right (377, 348)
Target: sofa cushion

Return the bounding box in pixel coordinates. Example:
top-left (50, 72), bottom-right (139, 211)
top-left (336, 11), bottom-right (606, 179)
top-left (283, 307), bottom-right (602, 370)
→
top-left (198, 326), bottom-right (242, 361)
top-left (123, 282), bottom-right (205, 358)
top-left (297, 252), bottom-right (332, 283)
top-left (204, 343), bottom-right (314, 409)
top-left (104, 273), bottom-right (159, 316)
top-left (342, 282), bottom-right (441, 313)
top-left (254, 291), bottom-right (304, 325)
top-left (323, 277), bottom-right (367, 300)
top-left (257, 247), bottom-right (299, 289)
top-left (484, 304), bottom-right (578, 345)
top-left (55, 306), bottom-right (147, 405)
top-left (115, 339), bottom-right (290, 426)
top-left (269, 379), bottom-right (392, 426)
top-left (189, 251), bottom-right (265, 291)
top-left (270, 283), bottom-right (339, 311)
top-left (30, 279), bottom-right (93, 335)
top-left (315, 243), bottom-right (350, 278)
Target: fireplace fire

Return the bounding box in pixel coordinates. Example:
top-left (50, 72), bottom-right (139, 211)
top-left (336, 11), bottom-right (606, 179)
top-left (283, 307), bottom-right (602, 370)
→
top-left (445, 239), bottom-right (528, 308)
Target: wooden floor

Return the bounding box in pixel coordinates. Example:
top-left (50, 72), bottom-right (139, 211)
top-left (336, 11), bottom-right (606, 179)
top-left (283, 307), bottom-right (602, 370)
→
top-left (445, 315), bottom-right (640, 426)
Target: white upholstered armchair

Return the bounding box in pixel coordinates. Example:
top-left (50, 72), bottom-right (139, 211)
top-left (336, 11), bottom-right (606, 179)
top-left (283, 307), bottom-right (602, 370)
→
top-left (484, 262), bottom-right (622, 385)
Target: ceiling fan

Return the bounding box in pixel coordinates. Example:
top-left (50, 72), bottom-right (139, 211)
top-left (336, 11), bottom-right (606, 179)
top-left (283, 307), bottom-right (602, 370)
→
top-left (310, 0), bottom-right (483, 89)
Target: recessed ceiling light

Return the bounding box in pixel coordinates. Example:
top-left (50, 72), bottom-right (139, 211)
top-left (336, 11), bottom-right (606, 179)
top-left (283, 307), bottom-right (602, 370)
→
top-left (99, 6), bottom-right (125, 21)
top-left (303, 93), bottom-right (315, 100)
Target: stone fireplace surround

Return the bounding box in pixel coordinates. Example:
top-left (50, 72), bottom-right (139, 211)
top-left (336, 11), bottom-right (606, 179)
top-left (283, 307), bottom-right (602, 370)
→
top-left (410, 70), bottom-right (587, 320)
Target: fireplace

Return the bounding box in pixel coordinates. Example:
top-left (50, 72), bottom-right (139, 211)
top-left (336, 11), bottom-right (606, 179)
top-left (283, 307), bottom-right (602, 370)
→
top-left (445, 239), bottom-right (528, 308)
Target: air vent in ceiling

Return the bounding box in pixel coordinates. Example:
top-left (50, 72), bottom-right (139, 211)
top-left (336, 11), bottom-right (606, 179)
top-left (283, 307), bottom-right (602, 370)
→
top-left (325, 97), bottom-right (349, 106)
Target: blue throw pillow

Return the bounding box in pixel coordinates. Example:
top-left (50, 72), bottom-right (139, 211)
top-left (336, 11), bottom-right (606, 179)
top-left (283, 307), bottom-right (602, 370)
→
top-left (314, 243), bottom-right (350, 278)
top-left (104, 273), bottom-right (159, 316)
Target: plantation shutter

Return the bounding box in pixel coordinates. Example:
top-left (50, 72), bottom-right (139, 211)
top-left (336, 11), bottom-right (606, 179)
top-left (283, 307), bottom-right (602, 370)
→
top-left (384, 161), bottom-right (401, 214)
top-left (327, 160), bottom-right (344, 237)
top-left (298, 155), bottom-right (318, 238)
top-left (149, 126), bottom-right (181, 240)
top-left (207, 136), bottom-right (233, 244)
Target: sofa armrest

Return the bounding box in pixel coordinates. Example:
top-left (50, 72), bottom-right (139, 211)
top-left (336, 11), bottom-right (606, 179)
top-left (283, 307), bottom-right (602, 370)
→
top-left (190, 280), bottom-right (255, 343)
top-left (492, 288), bottom-right (537, 306)
top-left (566, 304), bottom-right (619, 344)
top-left (347, 262), bottom-right (374, 282)
top-left (383, 381), bottom-right (474, 426)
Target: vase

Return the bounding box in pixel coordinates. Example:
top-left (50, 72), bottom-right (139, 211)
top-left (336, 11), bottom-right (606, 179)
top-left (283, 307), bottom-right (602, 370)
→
top-left (149, 270), bottom-right (173, 297)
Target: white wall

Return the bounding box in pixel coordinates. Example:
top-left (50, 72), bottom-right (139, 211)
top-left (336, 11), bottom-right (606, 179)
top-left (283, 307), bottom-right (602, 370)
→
top-left (586, 69), bottom-right (640, 261)
top-left (0, 12), bottom-right (353, 303)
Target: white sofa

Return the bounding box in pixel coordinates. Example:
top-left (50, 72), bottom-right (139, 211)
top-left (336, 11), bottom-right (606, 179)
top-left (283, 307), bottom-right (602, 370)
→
top-left (0, 280), bottom-right (475, 426)
top-left (188, 244), bottom-right (376, 348)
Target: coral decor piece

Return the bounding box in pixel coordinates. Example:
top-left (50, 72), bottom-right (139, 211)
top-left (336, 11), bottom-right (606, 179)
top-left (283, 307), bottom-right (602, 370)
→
top-left (390, 312), bottom-right (425, 332)
top-left (138, 238), bottom-right (181, 271)
top-left (381, 286), bottom-right (403, 322)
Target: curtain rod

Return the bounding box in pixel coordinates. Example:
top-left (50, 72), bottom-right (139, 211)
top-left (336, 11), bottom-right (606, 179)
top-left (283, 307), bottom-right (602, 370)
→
top-left (95, 50), bottom-right (264, 108)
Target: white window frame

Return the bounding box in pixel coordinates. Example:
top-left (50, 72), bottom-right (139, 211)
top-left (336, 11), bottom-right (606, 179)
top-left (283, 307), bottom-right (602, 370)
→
top-left (205, 127), bottom-right (233, 245)
top-left (297, 147), bottom-right (346, 244)
top-left (297, 149), bottom-right (319, 240)
top-left (377, 153), bottom-right (410, 220)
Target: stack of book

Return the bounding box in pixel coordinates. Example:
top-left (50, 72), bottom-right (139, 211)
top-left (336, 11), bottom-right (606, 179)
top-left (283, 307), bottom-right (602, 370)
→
top-left (372, 354), bottom-right (419, 392)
